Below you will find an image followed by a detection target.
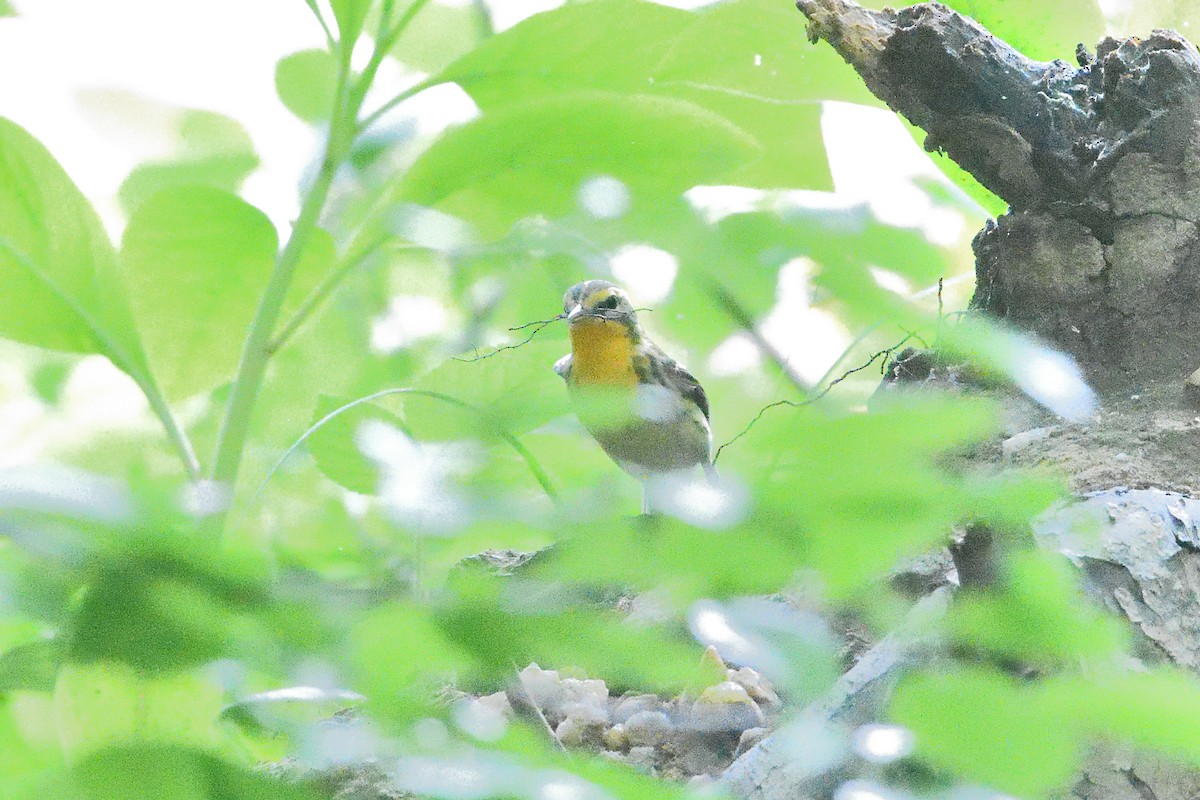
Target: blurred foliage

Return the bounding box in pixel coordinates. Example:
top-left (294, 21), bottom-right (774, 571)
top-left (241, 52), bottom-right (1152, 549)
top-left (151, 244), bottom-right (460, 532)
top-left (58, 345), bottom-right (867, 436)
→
top-left (0, 0), bottom-right (1197, 798)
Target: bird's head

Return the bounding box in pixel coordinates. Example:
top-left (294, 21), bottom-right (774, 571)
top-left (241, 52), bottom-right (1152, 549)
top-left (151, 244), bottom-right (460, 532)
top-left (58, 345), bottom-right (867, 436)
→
top-left (562, 280), bottom-right (640, 333)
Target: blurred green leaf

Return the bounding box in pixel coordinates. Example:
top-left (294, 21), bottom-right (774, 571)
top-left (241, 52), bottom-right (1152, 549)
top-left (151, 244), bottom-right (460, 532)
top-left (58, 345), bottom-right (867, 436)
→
top-left (0, 1), bottom-right (15, 17)
top-left (118, 110), bottom-right (259, 215)
top-left (55, 663), bottom-right (225, 759)
top-left (397, 92), bottom-right (761, 228)
top-left (405, 341), bottom-right (569, 441)
top-left (0, 638), bottom-right (61, 693)
top-left (891, 666), bottom-right (1082, 796)
top-left (436, 0), bottom-right (876, 190)
top-left (69, 744), bottom-right (315, 800)
top-left (330, 0), bottom-right (371, 44)
top-left (1067, 669), bottom-right (1200, 764)
top-left (275, 49), bottom-right (339, 124)
top-left (350, 601), bottom-right (471, 722)
top-left (720, 396), bottom-right (1026, 594)
top-left (307, 393), bottom-right (405, 494)
top-left (0, 117), bottom-right (151, 375)
top-left (390, 0), bottom-right (490, 74)
top-left (442, 575), bottom-right (720, 693)
top-left (120, 186), bottom-right (277, 399)
top-left (28, 356), bottom-right (73, 406)
top-left (64, 532), bottom-right (270, 672)
top-left (948, 552), bottom-right (1126, 665)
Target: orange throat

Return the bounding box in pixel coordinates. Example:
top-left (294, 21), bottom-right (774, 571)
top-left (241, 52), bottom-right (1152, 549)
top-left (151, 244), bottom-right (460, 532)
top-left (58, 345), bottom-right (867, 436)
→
top-left (568, 319), bottom-right (638, 388)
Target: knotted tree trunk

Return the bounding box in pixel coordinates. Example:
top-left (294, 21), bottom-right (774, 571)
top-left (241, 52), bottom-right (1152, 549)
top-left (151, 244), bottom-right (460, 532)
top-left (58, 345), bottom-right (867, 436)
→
top-left (798, 0), bottom-right (1200, 392)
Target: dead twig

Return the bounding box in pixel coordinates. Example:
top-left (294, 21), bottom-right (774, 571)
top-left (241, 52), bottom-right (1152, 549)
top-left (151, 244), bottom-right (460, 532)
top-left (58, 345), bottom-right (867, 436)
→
top-left (452, 315), bottom-right (565, 363)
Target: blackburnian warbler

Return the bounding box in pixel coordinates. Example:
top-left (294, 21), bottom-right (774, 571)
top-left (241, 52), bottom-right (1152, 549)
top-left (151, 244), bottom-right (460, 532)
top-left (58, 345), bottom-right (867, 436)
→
top-left (553, 280), bottom-right (713, 511)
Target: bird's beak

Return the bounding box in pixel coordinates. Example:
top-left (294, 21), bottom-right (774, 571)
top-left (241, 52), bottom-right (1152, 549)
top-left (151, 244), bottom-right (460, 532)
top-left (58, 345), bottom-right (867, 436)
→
top-left (567, 303), bottom-right (583, 322)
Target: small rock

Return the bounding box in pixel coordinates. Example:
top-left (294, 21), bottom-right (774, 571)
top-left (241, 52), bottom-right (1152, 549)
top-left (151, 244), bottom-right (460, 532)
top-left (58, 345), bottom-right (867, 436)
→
top-left (1001, 426), bottom-right (1056, 457)
top-left (735, 726), bottom-right (768, 758)
top-left (1186, 368), bottom-right (1200, 403)
top-left (612, 694), bottom-right (663, 724)
top-left (727, 667), bottom-right (780, 708)
top-left (560, 678), bottom-right (608, 719)
top-left (690, 682), bottom-right (764, 733)
top-left (518, 664), bottom-right (562, 710)
top-left (603, 723), bottom-right (629, 751)
top-left (475, 691), bottom-right (512, 716)
top-left (624, 710), bottom-right (671, 747)
top-left (555, 715), bottom-right (604, 749)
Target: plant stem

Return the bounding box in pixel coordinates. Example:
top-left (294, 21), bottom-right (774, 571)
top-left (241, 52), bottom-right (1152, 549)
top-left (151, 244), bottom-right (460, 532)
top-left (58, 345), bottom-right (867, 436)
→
top-left (141, 379), bottom-right (202, 479)
top-left (208, 50), bottom-right (357, 516)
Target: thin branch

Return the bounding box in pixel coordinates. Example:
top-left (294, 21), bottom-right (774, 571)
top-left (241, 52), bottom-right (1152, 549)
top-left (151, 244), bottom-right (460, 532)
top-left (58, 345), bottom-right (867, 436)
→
top-left (452, 316), bottom-right (565, 363)
top-left (357, 76), bottom-right (436, 135)
top-left (712, 333), bottom-right (916, 464)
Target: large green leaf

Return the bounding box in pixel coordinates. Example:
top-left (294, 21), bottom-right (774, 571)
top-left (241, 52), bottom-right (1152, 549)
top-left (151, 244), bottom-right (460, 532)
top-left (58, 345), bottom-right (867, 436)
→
top-left (275, 49), bottom-right (339, 124)
top-left (436, 0), bottom-right (878, 189)
top-left (120, 186), bottom-right (278, 399)
top-left (397, 92), bottom-right (762, 226)
top-left (68, 745), bottom-right (316, 800)
top-left (0, 638), bottom-right (61, 693)
top-left (0, 117), bottom-right (150, 375)
top-left (891, 667), bottom-right (1082, 796)
top-left (118, 110), bottom-right (259, 215)
top-left (389, 0), bottom-right (491, 74)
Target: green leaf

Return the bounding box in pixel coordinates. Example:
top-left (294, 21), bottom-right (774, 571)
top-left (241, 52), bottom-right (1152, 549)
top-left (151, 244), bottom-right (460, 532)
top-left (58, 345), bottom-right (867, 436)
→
top-left (0, 117), bottom-right (150, 375)
top-left (1068, 669), bottom-right (1200, 764)
top-left (948, 552), bottom-right (1126, 665)
top-left (275, 49), bottom-right (339, 124)
top-left (389, 0), bottom-right (490, 74)
top-left (0, 1), bottom-right (15, 17)
top-left (69, 745), bottom-right (316, 800)
top-left (405, 341), bottom-right (570, 441)
top-left (120, 186), bottom-right (278, 399)
top-left (891, 667), bottom-right (1082, 796)
top-left (330, 0), bottom-right (371, 44)
top-left (55, 664), bottom-right (225, 760)
top-left (397, 92), bottom-right (762, 228)
top-left (63, 533), bottom-right (271, 673)
top-left (436, 0), bottom-right (877, 190)
top-left (350, 602), bottom-right (471, 722)
top-left (307, 394), bottom-right (406, 494)
top-left (442, 576), bottom-right (721, 693)
top-left (0, 639), bottom-right (62, 693)
top-left (118, 110), bottom-right (260, 215)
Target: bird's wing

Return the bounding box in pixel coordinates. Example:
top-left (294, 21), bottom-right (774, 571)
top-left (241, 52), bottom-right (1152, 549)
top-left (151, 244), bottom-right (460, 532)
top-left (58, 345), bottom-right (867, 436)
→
top-left (640, 343), bottom-right (710, 420)
top-left (552, 353), bottom-right (573, 381)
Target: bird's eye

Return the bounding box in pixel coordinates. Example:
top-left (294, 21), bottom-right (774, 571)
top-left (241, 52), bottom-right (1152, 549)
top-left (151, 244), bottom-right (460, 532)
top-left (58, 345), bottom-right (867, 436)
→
top-left (597, 295), bottom-right (620, 310)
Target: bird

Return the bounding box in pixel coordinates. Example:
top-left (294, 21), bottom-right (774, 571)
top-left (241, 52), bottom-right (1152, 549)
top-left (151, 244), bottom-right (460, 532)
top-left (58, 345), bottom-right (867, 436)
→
top-left (553, 280), bottom-right (714, 512)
